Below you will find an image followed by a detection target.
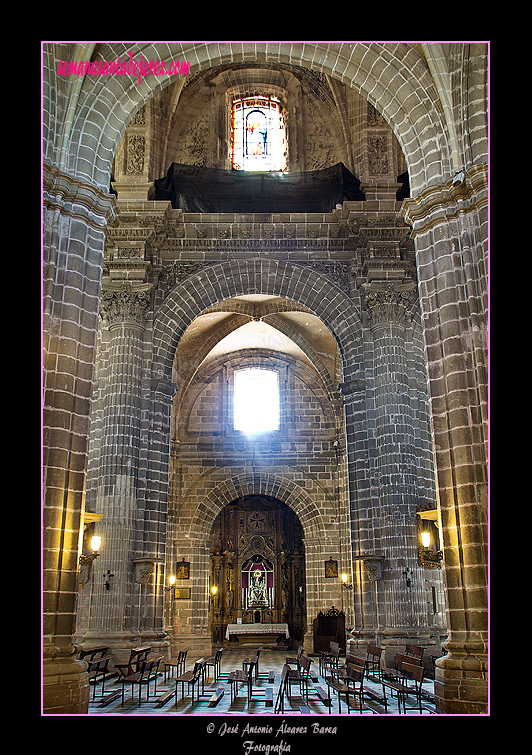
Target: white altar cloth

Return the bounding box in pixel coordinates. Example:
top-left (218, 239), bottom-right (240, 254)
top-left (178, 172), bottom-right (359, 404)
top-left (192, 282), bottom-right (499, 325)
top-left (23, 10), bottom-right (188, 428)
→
top-left (225, 623), bottom-right (289, 640)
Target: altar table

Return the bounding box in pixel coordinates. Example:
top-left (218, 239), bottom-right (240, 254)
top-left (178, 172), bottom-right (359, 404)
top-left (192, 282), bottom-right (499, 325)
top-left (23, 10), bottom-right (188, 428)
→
top-left (225, 623), bottom-right (289, 644)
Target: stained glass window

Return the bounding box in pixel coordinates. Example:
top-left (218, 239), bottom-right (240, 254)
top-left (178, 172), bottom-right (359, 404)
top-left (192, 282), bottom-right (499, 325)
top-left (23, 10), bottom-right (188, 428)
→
top-left (231, 97), bottom-right (286, 172)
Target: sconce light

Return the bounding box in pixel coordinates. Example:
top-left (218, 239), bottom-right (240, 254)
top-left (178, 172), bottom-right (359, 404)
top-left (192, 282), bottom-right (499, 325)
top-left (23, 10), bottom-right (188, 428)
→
top-left (78, 535), bottom-right (102, 586)
top-left (165, 575), bottom-right (176, 593)
top-left (341, 573), bottom-right (353, 590)
top-left (211, 585), bottom-right (218, 595)
top-left (90, 536), bottom-right (102, 554)
top-left (417, 510), bottom-right (444, 569)
top-left (104, 570), bottom-right (114, 590)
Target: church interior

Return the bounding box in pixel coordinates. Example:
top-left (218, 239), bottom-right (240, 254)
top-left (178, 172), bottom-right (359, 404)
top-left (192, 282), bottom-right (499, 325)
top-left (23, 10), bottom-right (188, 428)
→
top-left (42, 42), bottom-right (489, 716)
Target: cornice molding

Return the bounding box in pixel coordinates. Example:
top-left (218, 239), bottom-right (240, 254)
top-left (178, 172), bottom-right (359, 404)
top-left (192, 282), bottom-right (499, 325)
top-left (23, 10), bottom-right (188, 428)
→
top-left (399, 163), bottom-right (488, 236)
top-left (43, 162), bottom-right (118, 228)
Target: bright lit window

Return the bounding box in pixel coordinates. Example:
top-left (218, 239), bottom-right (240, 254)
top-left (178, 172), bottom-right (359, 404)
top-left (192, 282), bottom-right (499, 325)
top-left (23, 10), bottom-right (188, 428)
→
top-left (231, 97), bottom-right (286, 172)
top-left (234, 369), bottom-right (279, 434)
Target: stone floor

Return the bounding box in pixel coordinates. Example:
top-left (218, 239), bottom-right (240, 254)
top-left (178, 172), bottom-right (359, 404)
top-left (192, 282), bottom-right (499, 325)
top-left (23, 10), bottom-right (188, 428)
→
top-left (87, 647), bottom-right (437, 720)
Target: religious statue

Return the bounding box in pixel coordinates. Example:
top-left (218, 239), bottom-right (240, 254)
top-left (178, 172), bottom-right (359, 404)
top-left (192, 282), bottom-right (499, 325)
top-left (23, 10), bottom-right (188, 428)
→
top-left (249, 569), bottom-right (268, 605)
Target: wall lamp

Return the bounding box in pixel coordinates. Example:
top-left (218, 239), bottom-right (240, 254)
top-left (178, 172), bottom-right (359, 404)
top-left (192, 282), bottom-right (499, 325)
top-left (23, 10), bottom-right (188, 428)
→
top-left (91, 536), bottom-right (102, 553)
top-left (79, 536), bottom-right (102, 586)
top-left (341, 573), bottom-right (353, 590)
top-left (165, 575), bottom-right (176, 593)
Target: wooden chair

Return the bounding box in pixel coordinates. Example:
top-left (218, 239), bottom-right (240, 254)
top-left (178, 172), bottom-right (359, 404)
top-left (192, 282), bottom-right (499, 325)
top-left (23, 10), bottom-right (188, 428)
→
top-left (401, 659), bottom-right (425, 713)
top-left (383, 652), bottom-right (421, 682)
top-left (115, 646), bottom-right (152, 680)
top-left (87, 655), bottom-right (111, 701)
top-left (321, 642), bottom-right (340, 677)
top-left (274, 664), bottom-right (291, 714)
top-left (79, 646), bottom-right (109, 662)
top-left (243, 646), bottom-right (262, 681)
top-left (344, 663), bottom-right (366, 713)
top-left (335, 654), bottom-right (367, 683)
top-left (365, 645), bottom-right (383, 677)
top-left (228, 658), bottom-right (256, 705)
top-left (164, 648), bottom-right (189, 683)
top-left (296, 654), bottom-right (314, 704)
top-left (326, 671), bottom-right (352, 714)
top-left (285, 645), bottom-right (304, 667)
top-left (405, 644), bottom-right (424, 661)
top-left (175, 659), bottom-right (206, 703)
top-left (378, 659), bottom-right (426, 714)
top-left (205, 647), bottom-right (223, 681)
top-left (319, 641), bottom-right (339, 675)
top-left (119, 657), bottom-right (162, 706)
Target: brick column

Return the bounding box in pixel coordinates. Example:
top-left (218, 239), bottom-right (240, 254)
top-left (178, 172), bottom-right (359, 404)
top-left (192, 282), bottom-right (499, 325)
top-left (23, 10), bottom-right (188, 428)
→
top-left (82, 284), bottom-right (154, 657)
top-left (42, 164), bottom-right (116, 714)
top-left (361, 283), bottom-right (429, 649)
top-left (401, 165), bottom-right (488, 714)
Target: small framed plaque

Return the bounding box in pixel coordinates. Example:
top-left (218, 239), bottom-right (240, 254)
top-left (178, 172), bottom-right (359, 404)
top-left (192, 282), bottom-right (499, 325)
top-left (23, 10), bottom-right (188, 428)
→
top-left (173, 587), bottom-right (191, 600)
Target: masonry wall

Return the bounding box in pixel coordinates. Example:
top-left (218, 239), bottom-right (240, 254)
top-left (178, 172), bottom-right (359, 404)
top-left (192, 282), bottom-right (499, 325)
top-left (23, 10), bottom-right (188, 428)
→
top-left (167, 343), bottom-right (350, 652)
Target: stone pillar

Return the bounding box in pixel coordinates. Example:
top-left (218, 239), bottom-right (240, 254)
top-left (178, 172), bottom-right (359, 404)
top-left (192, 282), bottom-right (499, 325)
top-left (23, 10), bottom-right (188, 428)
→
top-left (401, 165), bottom-right (488, 714)
top-left (361, 282), bottom-right (429, 653)
top-left (82, 283), bottom-right (154, 658)
top-left (42, 164), bottom-right (116, 714)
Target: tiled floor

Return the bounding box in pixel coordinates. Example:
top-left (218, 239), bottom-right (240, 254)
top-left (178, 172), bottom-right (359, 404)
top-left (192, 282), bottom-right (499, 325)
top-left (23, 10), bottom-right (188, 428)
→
top-left (88, 648), bottom-right (437, 717)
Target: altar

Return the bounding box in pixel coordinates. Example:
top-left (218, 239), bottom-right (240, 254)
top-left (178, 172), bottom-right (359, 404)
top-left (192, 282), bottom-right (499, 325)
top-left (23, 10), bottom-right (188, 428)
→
top-left (225, 623), bottom-right (289, 646)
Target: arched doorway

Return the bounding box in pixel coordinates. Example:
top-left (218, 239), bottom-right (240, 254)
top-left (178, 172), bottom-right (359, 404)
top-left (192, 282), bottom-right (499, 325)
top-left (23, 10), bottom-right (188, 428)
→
top-left (209, 495), bottom-right (305, 647)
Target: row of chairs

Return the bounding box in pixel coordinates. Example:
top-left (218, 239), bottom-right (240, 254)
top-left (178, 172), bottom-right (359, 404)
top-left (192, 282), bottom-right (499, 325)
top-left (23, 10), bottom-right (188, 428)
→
top-left (83, 641), bottom-right (435, 712)
top-left (319, 641), bottom-right (383, 678)
top-left (80, 645), bottom-right (164, 706)
top-left (81, 645), bottom-right (224, 707)
top-left (316, 641), bottom-right (436, 714)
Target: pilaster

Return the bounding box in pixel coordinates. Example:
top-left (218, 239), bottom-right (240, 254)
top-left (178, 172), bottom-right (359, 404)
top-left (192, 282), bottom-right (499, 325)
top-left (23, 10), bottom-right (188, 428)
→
top-left (42, 163), bottom-right (117, 714)
top-left (400, 165), bottom-right (489, 714)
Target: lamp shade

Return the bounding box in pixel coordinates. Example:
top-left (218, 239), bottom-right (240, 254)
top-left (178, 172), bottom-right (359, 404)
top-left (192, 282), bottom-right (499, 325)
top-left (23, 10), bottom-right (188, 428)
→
top-left (90, 536), bottom-right (101, 553)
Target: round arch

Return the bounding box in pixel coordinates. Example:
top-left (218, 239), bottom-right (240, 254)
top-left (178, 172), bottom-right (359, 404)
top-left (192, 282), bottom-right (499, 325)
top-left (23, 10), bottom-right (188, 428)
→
top-left (185, 471), bottom-right (333, 544)
top-left (52, 42), bottom-right (453, 194)
top-left (152, 257), bottom-right (364, 388)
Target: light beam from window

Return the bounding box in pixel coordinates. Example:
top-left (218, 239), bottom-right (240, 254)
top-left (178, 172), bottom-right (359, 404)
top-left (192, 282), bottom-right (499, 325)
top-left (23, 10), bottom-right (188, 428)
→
top-left (234, 368), bottom-right (279, 435)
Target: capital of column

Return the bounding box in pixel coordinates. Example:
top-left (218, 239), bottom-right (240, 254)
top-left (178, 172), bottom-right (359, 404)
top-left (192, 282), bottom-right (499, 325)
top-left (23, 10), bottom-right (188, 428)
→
top-left (100, 283), bottom-right (152, 330)
top-left (361, 282), bottom-right (417, 330)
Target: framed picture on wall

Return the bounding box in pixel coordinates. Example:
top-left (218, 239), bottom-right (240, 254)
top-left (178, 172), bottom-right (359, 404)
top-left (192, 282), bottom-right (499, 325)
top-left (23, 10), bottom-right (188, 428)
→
top-left (176, 559), bottom-right (190, 579)
top-left (325, 558), bottom-right (338, 578)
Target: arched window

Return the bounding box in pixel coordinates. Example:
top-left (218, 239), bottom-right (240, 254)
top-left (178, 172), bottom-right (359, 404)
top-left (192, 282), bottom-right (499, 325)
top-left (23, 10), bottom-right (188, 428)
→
top-left (231, 97), bottom-right (286, 172)
top-left (234, 368), bottom-right (279, 434)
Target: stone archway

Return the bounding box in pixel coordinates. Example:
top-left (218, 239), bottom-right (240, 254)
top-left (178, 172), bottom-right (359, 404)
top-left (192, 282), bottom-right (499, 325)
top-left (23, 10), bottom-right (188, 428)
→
top-left (166, 471), bottom-right (352, 656)
top-left (152, 257), bottom-right (363, 388)
top-left (46, 42), bottom-right (455, 195)
top-left (43, 43), bottom-right (488, 713)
